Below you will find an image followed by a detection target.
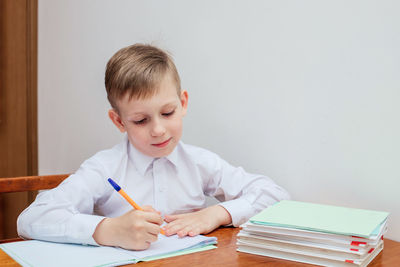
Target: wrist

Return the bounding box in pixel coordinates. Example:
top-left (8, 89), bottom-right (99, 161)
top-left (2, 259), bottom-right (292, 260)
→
top-left (93, 217), bottom-right (116, 246)
top-left (214, 205), bottom-right (232, 226)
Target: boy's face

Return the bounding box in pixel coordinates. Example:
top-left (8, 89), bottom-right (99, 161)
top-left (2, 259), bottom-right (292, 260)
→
top-left (109, 74), bottom-right (188, 158)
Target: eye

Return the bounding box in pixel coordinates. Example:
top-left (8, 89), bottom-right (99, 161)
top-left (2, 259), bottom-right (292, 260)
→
top-left (133, 118), bottom-right (147, 125)
top-left (162, 110), bottom-right (175, 117)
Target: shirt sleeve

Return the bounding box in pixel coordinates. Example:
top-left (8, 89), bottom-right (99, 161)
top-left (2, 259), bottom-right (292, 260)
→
top-left (17, 157), bottom-right (108, 246)
top-left (203, 154), bottom-right (290, 227)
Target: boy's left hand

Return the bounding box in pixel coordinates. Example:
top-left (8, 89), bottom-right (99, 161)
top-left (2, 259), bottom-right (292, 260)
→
top-left (163, 205), bottom-right (232, 237)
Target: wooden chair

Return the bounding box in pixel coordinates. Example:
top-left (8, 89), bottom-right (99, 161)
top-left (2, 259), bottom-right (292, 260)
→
top-left (0, 174), bottom-right (69, 193)
top-left (0, 174), bottom-right (69, 243)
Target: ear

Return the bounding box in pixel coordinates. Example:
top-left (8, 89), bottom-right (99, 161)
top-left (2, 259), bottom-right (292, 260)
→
top-left (108, 109), bottom-right (126, 133)
top-left (180, 90), bottom-right (189, 116)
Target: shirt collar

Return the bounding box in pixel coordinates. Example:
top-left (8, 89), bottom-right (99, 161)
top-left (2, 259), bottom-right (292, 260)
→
top-left (128, 142), bottom-right (154, 176)
top-left (165, 142), bottom-right (179, 167)
top-left (127, 140), bottom-right (181, 176)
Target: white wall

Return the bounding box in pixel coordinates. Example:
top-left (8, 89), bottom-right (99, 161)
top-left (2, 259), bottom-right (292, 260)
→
top-left (38, 0), bottom-right (400, 241)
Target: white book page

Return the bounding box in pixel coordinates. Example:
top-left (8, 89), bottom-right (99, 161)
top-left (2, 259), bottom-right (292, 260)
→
top-left (116, 234), bottom-right (217, 259)
top-left (0, 235), bottom-right (217, 267)
top-left (237, 242), bottom-right (384, 267)
top-left (238, 232), bottom-right (368, 256)
top-left (0, 240), bottom-right (134, 267)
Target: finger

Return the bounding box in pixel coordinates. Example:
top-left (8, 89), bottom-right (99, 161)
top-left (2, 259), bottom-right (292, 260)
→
top-left (142, 205), bottom-right (162, 216)
top-left (142, 211), bottom-right (163, 225)
top-left (188, 226), bottom-right (201, 237)
top-left (164, 214), bottom-right (180, 223)
top-left (145, 232), bottom-right (159, 243)
top-left (146, 221), bottom-right (162, 236)
top-left (164, 222), bottom-right (185, 236)
top-left (135, 242), bottom-right (151, 251)
top-left (177, 225), bottom-right (193, 237)
top-left (142, 205), bottom-right (156, 212)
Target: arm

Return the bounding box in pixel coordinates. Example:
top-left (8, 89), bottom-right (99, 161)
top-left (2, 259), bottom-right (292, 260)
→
top-left (213, 160), bottom-right (291, 227)
top-left (164, 152), bottom-right (290, 237)
top-left (17, 156), bottom-right (163, 249)
top-left (17, 158), bottom-right (109, 245)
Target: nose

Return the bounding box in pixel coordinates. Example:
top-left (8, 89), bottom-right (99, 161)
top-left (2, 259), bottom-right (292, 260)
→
top-left (150, 118), bottom-right (166, 137)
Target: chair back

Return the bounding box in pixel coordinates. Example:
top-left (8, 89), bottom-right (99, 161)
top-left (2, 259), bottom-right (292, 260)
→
top-left (0, 174), bottom-right (69, 193)
top-left (0, 174), bottom-right (69, 243)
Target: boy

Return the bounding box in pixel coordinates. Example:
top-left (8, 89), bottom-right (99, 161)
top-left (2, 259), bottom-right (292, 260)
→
top-left (17, 44), bottom-right (289, 250)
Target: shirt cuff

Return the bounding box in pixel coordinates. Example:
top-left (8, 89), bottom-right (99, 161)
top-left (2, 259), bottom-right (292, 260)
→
top-left (219, 198), bottom-right (255, 227)
top-left (66, 214), bottom-right (105, 246)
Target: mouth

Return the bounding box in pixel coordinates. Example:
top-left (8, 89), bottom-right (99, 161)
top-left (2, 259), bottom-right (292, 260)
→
top-left (152, 137), bottom-right (172, 148)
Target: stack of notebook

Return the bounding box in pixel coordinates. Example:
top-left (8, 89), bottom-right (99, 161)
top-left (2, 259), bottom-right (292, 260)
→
top-left (237, 200), bottom-right (389, 267)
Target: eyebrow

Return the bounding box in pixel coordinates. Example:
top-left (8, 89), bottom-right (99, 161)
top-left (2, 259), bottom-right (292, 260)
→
top-left (129, 102), bottom-right (178, 117)
top-left (161, 101), bottom-right (177, 108)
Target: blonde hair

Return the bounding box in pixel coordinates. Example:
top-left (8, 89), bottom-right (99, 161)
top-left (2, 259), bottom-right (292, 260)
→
top-left (105, 44), bottom-right (181, 110)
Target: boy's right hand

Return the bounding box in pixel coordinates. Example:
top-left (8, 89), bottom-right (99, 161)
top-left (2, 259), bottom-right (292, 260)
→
top-left (93, 206), bottom-right (163, 250)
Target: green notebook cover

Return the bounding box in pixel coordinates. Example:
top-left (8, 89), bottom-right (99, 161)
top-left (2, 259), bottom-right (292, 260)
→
top-left (250, 200), bottom-right (389, 238)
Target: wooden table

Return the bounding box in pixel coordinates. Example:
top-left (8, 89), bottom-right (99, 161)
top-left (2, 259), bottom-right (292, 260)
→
top-left (1, 227), bottom-right (399, 266)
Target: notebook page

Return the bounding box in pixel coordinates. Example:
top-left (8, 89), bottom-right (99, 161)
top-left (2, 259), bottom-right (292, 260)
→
top-left (0, 235), bottom-right (217, 267)
top-left (116, 234), bottom-right (217, 259)
top-left (0, 240), bottom-right (134, 267)
top-left (141, 245), bottom-right (216, 262)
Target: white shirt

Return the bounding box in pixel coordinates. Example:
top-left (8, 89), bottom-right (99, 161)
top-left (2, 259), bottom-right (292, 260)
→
top-left (17, 136), bottom-right (290, 245)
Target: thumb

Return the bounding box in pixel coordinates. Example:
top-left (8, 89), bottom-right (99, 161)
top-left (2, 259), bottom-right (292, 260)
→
top-left (142, 205), bottom-right (155, 212)
top-left (142, 205), bottom-right (161, 214)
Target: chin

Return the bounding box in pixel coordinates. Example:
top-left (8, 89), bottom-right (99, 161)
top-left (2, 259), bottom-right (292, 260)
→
top-left (153, 149), bottom-right (173, 158)
top-left (151, 145), bottom-right (176, 158)
top-left (154, 152), bottom-right (169, 158)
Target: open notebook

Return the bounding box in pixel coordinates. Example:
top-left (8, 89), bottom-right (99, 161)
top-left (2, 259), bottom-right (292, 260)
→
top-left (0, 234), bottom-right (217, 267)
